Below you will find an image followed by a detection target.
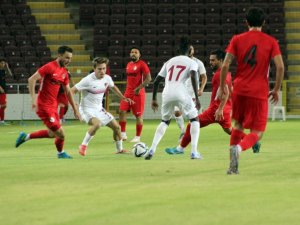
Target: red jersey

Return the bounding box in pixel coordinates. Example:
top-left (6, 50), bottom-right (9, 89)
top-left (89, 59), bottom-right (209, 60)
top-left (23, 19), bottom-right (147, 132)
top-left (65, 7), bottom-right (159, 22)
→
top-left (37, 60), bottom-right (69, 109)
top-left (125, 60), bottom-right (150, 95)
top-left (211, 68), bottom-right (232, 107)
top-left (226, 30), bottom-right (281, 100)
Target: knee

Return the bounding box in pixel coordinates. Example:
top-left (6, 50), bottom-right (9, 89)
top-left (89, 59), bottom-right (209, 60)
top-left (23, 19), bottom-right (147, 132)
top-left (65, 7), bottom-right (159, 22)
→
top-left (174, 111), bottom-right (181, 117)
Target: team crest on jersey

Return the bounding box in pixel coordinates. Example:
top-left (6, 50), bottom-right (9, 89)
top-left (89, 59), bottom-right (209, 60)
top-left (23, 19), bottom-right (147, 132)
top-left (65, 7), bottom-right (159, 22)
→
top-left (62, 73), bottom-right (66, 79)
top-left (133, 66), bottom-right (137, 71)
top-left (49, 117), bottom-right (55, 123)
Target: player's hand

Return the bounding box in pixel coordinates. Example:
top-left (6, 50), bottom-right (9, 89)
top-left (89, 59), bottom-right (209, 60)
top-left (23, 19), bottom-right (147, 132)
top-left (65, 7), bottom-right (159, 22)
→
top-left (268, 90), bottom-right (279, 104)
top-left (151, 100), bottom-right (159, 112)
top-left (195, 98), bottom-right (201, 111)
top-left (74, 110), bottom-right (82, 121)
top-left (0, 88), bottom-right (4, 94)
top-left (123, 97), bottom-right (134, 105)
top-left (198, 89), bottom-right (203, 96)
top-left (214, 108), bottom-right (224, 121)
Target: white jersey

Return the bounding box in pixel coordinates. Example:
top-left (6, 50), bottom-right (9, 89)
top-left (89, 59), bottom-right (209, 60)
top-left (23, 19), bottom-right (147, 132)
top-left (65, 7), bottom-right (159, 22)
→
top-left (158, 55), bottom-right (199, 120)
top-left (158, 55), bottom-right (198, 100)
top-left (75, 73), bottom-right (114, 111)
top-left (185, 57), bottom-right (206, 98)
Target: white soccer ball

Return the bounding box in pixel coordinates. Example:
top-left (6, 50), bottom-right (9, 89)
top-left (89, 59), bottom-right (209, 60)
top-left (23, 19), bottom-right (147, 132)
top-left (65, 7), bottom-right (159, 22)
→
top-left (132, 142), bottom-right (148, 157)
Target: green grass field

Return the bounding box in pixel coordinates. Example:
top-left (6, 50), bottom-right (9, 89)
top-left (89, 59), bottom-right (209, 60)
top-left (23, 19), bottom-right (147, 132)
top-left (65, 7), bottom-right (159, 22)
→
top-left (0, 120), bottom-right (299, 225)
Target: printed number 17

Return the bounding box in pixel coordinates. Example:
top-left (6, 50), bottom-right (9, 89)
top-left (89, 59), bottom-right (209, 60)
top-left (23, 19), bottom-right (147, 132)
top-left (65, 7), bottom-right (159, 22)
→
top-left (168, 65), bottom-right (186, 81)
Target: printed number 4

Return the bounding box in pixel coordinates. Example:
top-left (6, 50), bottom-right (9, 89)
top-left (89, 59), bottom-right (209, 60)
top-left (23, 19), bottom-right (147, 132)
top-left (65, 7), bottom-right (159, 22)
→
top-left (168, 65), bottom-right (186, 81)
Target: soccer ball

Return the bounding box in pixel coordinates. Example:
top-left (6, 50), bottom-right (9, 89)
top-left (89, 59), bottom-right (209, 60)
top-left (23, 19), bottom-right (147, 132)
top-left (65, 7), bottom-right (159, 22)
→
top-left (132, 142), bottom-right (148, 157)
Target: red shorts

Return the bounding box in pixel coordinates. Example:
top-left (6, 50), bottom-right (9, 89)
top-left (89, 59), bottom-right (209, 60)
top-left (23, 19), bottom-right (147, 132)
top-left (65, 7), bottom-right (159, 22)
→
top-left (36, 107), bottom-right (61, 132)
top-left (119, 93), bottom-right (145, 117)
top-left (0, 93), bottom-right (6, 105)
top-left (199, 103), bottom-right (232, 129)
top-left (231, 93), bottom-right (268, 131)
top-left (57, 92), bottom-right (68, 106)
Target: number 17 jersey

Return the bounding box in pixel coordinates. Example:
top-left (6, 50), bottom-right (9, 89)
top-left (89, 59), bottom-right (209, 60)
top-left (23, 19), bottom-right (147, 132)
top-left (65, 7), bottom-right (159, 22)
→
top-left (158, 55), bottom-right (198, 101)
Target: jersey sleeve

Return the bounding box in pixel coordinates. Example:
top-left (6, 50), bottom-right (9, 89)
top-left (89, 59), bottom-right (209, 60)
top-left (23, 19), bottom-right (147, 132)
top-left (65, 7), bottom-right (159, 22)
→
top-left (198, 60), bottom-right (206, 74)
top-left (190, 60), bottom-right (198, 73)
top-left (141, 61), bottom-right (150, 75)
top-left (38, 62), bottom-right (53, 78)
top-left (75, 76), bottom-right (89, 91)
top-left (226, 35), bottom-right (237, 56)
top-left (107, 75), bottom-right (114, 88)
top-left (271, 38), bottom-right (281, 58)
top-left (158, 62), bottom-right (167, 78)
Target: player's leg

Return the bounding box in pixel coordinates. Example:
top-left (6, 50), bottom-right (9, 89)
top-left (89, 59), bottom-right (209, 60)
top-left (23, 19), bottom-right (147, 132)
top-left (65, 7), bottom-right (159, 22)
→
top-left (0, 94), bottom-right (7, 124)
top-left (107, 119), bottom-right (127, 154)
top-left (145, 101), bottom-right (172, 160)
top-left (130, 94), bottom-right (145, 142)
top-left (119, 98), bottom-right (130, 141)
top-left (174, 106), bottom-right (185, 141)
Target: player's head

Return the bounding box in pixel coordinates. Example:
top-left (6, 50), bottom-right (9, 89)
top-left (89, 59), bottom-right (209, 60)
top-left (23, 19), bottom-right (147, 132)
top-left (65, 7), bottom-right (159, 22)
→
top-left (0, 58), bottom-right (6, 69)
top-left (178, 36), bottom-right (191, 55)
top-left (188, 45), bottom-right (194, 58)
top-left (209, 49), bottom-right (225, 71)
top-left (246, 7), bottom-right (266, 27)
top-left (130, 47), bottom-right (141, 62)
top-left (93, 57), bottom-right (109, 79)
top-left (57, 46), bottom-right (73, 67)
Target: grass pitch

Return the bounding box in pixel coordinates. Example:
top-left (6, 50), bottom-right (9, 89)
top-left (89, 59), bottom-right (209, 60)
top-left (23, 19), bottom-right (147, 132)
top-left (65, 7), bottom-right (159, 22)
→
top-left (0, 120), bottom-right (299, 225)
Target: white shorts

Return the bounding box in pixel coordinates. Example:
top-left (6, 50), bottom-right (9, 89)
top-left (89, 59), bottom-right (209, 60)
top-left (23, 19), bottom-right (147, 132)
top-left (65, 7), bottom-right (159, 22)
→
top-left (79, 107), bottom-right (114, 126)
top-left (161, 96), bottom-right (198, 121)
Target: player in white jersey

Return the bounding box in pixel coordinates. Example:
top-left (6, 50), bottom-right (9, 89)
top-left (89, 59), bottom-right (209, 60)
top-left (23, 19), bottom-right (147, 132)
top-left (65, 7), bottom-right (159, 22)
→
top-left (144, 37), bottom-right (202, 160)
top-left (174, 45), bottom-right (207, 141)
top-left (71, 57), bottom-right (134, 156)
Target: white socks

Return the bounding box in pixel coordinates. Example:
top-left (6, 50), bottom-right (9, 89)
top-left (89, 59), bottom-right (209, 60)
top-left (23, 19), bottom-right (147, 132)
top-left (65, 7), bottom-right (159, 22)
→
top-left (190, 121), bottom-right (200, 154)
top-left (116, 140), bottom-right (123, 151)
top-left (82, 132), bottom-right (94, 146)
top-left (150, 122), bottom-right (168, 153)
top-left (175, 115), bottom-right (185, 133)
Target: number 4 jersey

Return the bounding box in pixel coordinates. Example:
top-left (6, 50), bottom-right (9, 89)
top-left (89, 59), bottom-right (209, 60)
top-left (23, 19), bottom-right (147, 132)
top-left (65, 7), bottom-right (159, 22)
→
top-left (158, 55), bottom-right (198, 100)
top-left (226, 30), bottom-right (281, 100)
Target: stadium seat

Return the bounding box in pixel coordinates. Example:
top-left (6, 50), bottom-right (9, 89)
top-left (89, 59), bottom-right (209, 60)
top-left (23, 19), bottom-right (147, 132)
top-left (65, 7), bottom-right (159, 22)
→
top-left (4, 46), bottom-right (20, 57)
top-left (109, 35), bottom-right (125, 46)
top-left (173, 14), bottom-right (188, 25)
top-left (124, 35), bottom-right (141, 46)
top-left (157, 4), bottom-right (173, 14)
top-left (142, 4), bottom-right (157, 14)
top-left (126, 25), bottom-right (141, 35)
top-left (141, 35), bottom-right (157, 46)
top-left (141, 45), bottom-right (157, 57)
top-left (157, 14), bottom-right (173, 25)
top-left (272, 106), bottom-right (286, 121)
top-left (109, 56), bottom-right (124, 70)
top-left (109, 25), bottom-right (125, 35)
top-left (126, 4), bottom-right (141, 14)
top-left (110, 14), bottom-right (125, 25)
top-left (94, 14), bottom-right (109, 25)
top-left (108, 46), bottom-right (124, 57)
top-left (111, 4), bottom-right (125, 14)
top-left (143, 25), bottom-right (157, 36)
top-left (94, 24), bottom-right (109, 36)
top-left (126, 14), bottom-right (141, 26)
top-left (174, 4), bottom-right (189, 14)
top-left (189, 3), bottom-right (205, 15)
top-left (142, 14), bottom-right (157, 26)
top-left (158, 35), bottom-right (173, 46)
top-left (157, 25), bottom-right (173, 36)
top-left (94, 4), bottom-right (110, 14)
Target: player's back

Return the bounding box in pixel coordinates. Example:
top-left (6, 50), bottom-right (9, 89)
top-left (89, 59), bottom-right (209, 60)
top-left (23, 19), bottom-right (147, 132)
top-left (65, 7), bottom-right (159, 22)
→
top-left (160, 55), bottom-right (197, 98)
top-left (228, 30), bottom-right (281, 99)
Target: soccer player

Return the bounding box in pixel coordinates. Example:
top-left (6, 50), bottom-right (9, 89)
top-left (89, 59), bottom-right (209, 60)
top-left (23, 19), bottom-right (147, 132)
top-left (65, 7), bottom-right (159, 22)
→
top-left (119, 47), bottom-right (152, 143)
top-left (0, 58), bottom-right (12, 125)
top-left (219, 7), bottom-right (284, 174)
top-left (71, 57), bottom-right (134, 156)
top-left (144, 36), bottom-right (201, 160)
top-left (165, 49), bottom-right (262, 155)
top-left (57, 71), bottom-right (74, 123)
top-left (174, 45), bottom-right (207, 141)
top-left (15, 46), bottom-right (81, 159)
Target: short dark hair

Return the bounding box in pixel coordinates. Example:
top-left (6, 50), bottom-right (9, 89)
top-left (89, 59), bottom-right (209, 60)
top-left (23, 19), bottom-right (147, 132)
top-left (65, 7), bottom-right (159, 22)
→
top-left (178, 36), bottom-right (191, 55)
top-left (57, 46), bottom-right (73, 54)
top-left (210, 49), bottom-right (225, 60)
top-left (246, 7), bottom-right (265, 27)
top-left (130, 46), bottom-right (141, 55)
top-left (92, 57), bottom-right (109, 68)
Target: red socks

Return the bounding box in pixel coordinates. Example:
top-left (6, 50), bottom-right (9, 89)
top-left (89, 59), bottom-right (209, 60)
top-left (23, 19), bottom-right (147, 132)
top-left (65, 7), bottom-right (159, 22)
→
top-left (230, 129), bottom-right (245, 146)
top-left (136, 124), bottom-right (143, 136)
top-left (119, 121), bottom-right (126, 132)
top-left (55, 137), bottom-right (64, 152)
top-left (181, 123), bottom-right (191, 148)
top-left (0, 107), bottom-right (4, 121)
top-left (29, 130), bottom-right (50, 139)
top-left (239, 133), bottom-right (259, 151)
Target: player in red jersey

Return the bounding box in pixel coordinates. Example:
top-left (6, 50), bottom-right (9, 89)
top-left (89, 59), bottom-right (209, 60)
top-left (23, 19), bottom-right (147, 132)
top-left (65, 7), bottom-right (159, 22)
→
top-left (57, 71), bottom-right (74, 123)
top-left (119, 47), bottom-right (152, 143)
top-left (219, 7), bottom-right (284, 174)
top-left (15, 46), bottom-right (81, 159)
top-left (0, 58), bottom-right (12, 125)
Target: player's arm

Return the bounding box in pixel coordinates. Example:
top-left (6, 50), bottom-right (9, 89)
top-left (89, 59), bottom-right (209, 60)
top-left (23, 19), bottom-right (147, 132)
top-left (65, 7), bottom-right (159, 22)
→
top-left (215, 84), bottom-right (229, 121)
top-left (5, 62), bottom-right (13, 77)
top-left (198, 72), bottom-right (207, 96)
top-left (152, 75), bottom-right (164, 112)
top-left (269, 54), bottom-right (284, 104)
top-left (134, 72), bottom-right (152, 95)
top-left (111, 85), bottom-right (134, 105)
top-left (219, 53), bottom-right (234, 98)
top-left (0, 86), bottom-right (4, 94)
top-left (70, 85), bottom-right (79, 95)
top-left (64, 84), bottom-right (81, 121)
top-left (191, 70), bottom-right (201, 110)
top-left (28, 71), bottom-right (42, 109)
